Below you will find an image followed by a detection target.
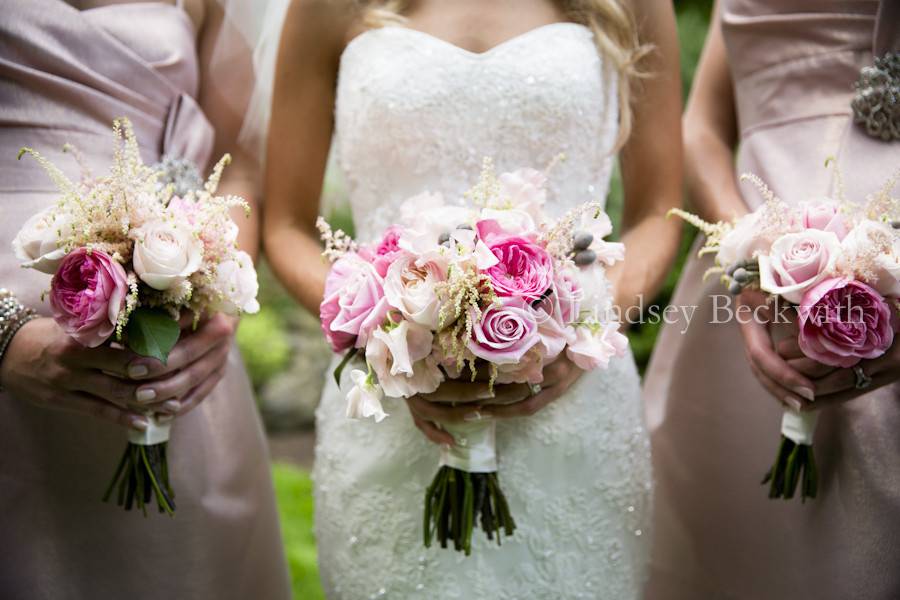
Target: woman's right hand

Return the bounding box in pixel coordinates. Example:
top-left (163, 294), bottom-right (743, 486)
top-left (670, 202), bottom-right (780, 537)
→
top-left (0, 318), bottom-right (173, 431)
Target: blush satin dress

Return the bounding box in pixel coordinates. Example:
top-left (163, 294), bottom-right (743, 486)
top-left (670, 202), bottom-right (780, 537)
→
top-left (0, 2), bottom-right (290, 598)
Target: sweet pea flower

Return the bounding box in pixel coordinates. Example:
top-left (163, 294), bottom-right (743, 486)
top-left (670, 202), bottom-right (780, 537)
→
top-left (367, 321), bottom-right (443, 397)
top-left (345, 369), bottom-right (388, 422)
top-left (565, 320), bottom-right (629, 371)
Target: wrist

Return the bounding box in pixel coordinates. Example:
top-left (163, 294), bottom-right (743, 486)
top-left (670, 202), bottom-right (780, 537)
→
top-left (0, 290), bottom-right (40, 390)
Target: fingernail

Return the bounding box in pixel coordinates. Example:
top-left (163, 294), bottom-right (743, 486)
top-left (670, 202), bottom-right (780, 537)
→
top-left (128, 364), bottom-right (149, 379)
top-left (162, 400), bottom-right (181, 414)
top-left (794, 386), bottom-right (815, 402)
top-left (785, 396), bottom-right (803, 412)
top-left (130, 417), bottom-right (149, 431)
top-left (464, 411), bottom-right (483, 422)
top-left (441, 443), bottom-right (451, 451)
top-left (136, 388), bottom-right (157, 403)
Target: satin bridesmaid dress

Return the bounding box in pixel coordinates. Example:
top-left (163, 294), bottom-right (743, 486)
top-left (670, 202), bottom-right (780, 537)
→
top-left (645, 1), bottom-right (900, 599)
top-left (0, 2), bottom-right (290, 598)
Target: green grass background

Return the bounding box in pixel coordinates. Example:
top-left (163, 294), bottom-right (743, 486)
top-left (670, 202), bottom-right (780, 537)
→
top-left (261, 3), bottom-right (712, 596)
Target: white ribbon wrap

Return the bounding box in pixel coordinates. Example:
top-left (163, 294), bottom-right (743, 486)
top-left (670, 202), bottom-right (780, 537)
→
top-left (439, 420), bottom-right (498, 473)
top-left (781, 409), bottom-right (819, 446)
top-left (127, 416), bottom-right (172, 446)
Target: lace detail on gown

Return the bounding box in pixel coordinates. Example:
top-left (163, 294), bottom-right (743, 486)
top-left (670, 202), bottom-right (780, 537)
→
top-left (315, 23), bottom-right (652, 599)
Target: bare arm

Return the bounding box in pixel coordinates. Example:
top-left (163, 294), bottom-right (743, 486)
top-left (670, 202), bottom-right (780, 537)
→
top-left (608, 0), bottom-right (683, 312)
top-left (682, 0), bottom-right (744, 224)
top-left (263, 0), bottom-right (353, 314)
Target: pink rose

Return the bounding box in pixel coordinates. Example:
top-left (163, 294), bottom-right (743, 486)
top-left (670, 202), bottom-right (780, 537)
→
top-left (49, 248), bottom-right (128, 348)
top-left (476, 219), bottom-right (554, 303)
top-left (758, 230), bottom-right (841, 303)
top-left (798, 278), bottom-right (896, 368)
top-left (320, 254), bottom-right (389, 352)
top-left (801, 200), bottom-right (848, 240)
top-left (360, 225), bottom-right (406, 277)
top-left (468, 298), bottom-right (540, 364)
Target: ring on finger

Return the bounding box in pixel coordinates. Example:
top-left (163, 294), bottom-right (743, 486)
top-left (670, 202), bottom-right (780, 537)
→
top-left (529, 384), bottom-right (542, 396)
top-left (853, 365), bottom-right (872, 390)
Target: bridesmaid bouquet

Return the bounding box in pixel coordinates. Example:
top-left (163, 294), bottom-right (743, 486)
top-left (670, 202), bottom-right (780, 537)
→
top-left (12, 119), bottom-right (260, 515)
top-left (671, 162), bottom-right (899, 502)
top-left (318, 158), bottom-right (628, 554)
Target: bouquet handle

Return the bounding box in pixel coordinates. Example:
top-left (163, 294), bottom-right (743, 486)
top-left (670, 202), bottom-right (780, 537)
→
top-left (762, 409), bottom-right (820, 501)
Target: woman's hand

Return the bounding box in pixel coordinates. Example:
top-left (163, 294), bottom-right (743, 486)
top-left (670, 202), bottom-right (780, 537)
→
top-left (406, 355), bottom-right (584, 445)
top-left (1, 318), bottom-right (151, 430)
top-left (776, 334), bottom-right (900, 408)
top-left (736, 289), bottom-right (817, 411)
top-left (0, 314), bottom-right (237, 430)
top-left (126, 313), bottom-right (237, 417)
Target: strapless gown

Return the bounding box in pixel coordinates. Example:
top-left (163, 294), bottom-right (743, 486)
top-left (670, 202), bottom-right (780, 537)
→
top-left (313, 23), bottom-right (652, 600)
top-left (645, 1), bottom-right (900, 599)
top-left (0, 2), bottom-right (290, 599)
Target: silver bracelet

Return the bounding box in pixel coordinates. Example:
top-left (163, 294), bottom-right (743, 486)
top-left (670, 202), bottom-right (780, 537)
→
top-left (0, 288), bottom-right (39, 387)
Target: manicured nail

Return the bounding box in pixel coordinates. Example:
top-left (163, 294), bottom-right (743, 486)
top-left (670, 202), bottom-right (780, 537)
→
top-left (130, 417), bottom-right (149, 431)
top-left (441, 443), bottom-right (451, 451)
top-left (794, 386), bottom-right (815, 402)
top-left (464, 411), bottom-right (483, 422)
top-left (128, 364), bottom-right (149, 379)
top-left (162, 400), bottom-right (181, 414)
top-left (785, 396), bottom-right (803, 412)
top-left (136, 388), bottom-right (157, 403)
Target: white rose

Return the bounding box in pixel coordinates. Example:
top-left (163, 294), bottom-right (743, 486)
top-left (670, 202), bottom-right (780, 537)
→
top-left (12, 208), bottom-right (73, 274)
top-left (213, 250), bottom-right (260, 314)
top-left (132, 220), bottom-right (204, 290)
top-left (345, 369), bottom-right (388, 422)
top-left (383, 255), bottom-right (445, 329)
top-left (842, 221), bottom-right (900, 297)
top-left (717, 209), bottom-right (769, 267)
top-left (758, 230), bottom-right (842, 303)
top-left (479, 207), bottom-right (536, 234)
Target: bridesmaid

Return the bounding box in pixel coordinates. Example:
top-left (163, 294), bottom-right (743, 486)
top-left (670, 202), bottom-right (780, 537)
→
top-left (645, 1), bottom-right (900, 598)
top-left (0, 1), bottom-right (290, 598)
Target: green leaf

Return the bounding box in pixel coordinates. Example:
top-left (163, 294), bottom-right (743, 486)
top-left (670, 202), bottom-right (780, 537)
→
top-left (333, 347), bottom-right (358, 388)
top-left (125, 307), bottom-right (181, 364)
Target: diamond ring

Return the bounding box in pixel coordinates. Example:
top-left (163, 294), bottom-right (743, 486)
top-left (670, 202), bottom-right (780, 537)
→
top-left (853, 365), bottom-right (873, 390)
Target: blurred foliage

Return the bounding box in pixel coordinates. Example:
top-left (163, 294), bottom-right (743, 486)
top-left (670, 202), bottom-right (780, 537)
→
top-left (237, 305), bottom-right (293, 389)
top-left (273, 464), bottom-right (325, 600)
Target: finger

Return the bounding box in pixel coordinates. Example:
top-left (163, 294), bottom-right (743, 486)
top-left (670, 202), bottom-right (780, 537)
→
top-left (410, 414), bottom-right (455, 446)
top-left (482, 383), bottom-right (533, 406)
top-left (775, 337), bottom-right (805, 360)
top-left (405, 395), bottom-right (484, 423)
top-left (809, 369), bottom-right (897, 408)
top-left (41, 391), bottom-right (149, 431)
top-left (484, 387), bottom-right (561, 418)
top-left (59, 342), bottom-right (135, 378)
top-left (70, 371), bottom-right (143, 410)
top-left (748, 361), bottom-right (810, 412)
top-left (811, 367), bottom-right (858, 396)
top-left (787, 358), bottom-right (836, 379)
top-left (136, 344), bottom-right (230, 404)
top-left (417, 381), bottom-right (496, 404)
top-left (127, 315), bottom-right (234, 379)
top-left (739, 319), bottom-right (816, 401)
top-left (175, 364), bottom-right (227, 416)
top-left (537, 359), bottom-right (570, 388)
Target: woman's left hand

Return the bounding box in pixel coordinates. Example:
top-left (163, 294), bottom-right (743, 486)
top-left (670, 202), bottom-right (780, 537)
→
top-left (776, 335), bottom-right (900, 408)
top-left (481, 355), bottom-right (584, 419)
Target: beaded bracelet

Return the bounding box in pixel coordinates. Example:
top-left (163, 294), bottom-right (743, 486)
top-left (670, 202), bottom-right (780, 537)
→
top-left (0, 288), bottom-right (39, 387)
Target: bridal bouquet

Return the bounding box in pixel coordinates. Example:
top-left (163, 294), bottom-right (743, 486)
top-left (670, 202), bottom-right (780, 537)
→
top-left (12, 118), bottom-right (260, 515)
top-left (672, 163), bottom-right (899, 502)
top-left (318, 158), bottom-right (628, 554)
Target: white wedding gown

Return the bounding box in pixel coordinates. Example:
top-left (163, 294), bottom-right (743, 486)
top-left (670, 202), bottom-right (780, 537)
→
top-left (314, 23), bottom-right (652, 599)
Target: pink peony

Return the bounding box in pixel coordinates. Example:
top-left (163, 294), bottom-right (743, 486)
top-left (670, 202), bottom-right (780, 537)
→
top-left (797, 278), bottom-right (896, 368)
top-left (49, 248), bottom-right (128, 348)
top-left (476, 219), bottom-right (553, 303)
top-left (468, 298), bottom-right (540, 364)
top-left (758, 230), bottom-right (841, 303)
top-left (800, 199), bottom-right (848, 240)
top-left (320, 254), bottom-right (389, 352)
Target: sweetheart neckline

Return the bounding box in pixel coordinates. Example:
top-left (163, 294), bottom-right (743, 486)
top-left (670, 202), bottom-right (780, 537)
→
top-left (340, 21), bottom-right (592, 64)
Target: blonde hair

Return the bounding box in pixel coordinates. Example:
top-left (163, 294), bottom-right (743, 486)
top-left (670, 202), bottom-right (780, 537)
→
top-left (356, 0), bottom-right (651, 147)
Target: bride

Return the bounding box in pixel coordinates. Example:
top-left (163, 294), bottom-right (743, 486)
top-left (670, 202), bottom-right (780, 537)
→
top-left (263, 0), bottom-right (682, 596)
